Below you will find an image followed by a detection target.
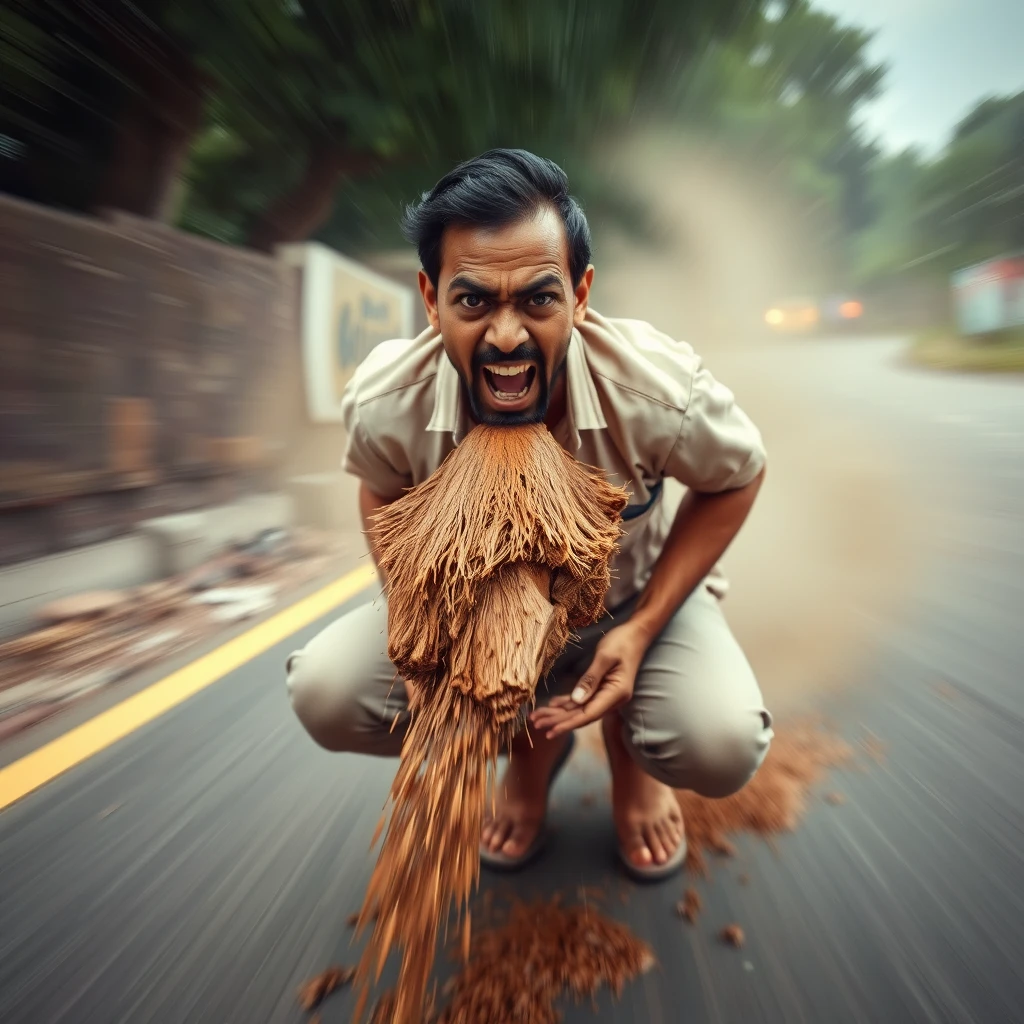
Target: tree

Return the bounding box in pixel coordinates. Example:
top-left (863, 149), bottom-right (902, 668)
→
top-left (2, 0), bottom-right (766, 249)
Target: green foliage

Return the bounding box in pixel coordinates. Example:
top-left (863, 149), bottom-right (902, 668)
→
top-left (853, 89), bottom-right (1024, 284)
top-left (2, 0), bottom-right (763, 244)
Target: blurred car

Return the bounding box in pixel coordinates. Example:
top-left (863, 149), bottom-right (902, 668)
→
top-left (763, 297), bottom-right (820, 333)
top-left (821, 295), bottom-right (865, 330)
top-left (763, 295), bottom-right (865, 334)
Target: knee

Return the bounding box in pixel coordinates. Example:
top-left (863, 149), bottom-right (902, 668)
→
top-left (629, 706), bottom-right (773, 798)
top-left (286, 647), bottom-right (361, 753)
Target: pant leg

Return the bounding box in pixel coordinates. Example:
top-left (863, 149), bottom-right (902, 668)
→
top-left (286, 598), bottom-right (409, 756)
top-left (618, 585), bottom-right (773, 797)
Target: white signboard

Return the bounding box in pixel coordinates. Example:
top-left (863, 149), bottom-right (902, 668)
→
top-left (280, 243), bottom-right (415, 423)
top-left (952, 253), bottom-right (1024, 336)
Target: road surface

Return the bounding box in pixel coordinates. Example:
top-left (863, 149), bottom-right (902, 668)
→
top-left (1, 337), bottom-right (1022, 1023)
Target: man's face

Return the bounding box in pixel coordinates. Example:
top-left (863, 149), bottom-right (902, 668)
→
top-left (419, 205), bottom-right (593, 426)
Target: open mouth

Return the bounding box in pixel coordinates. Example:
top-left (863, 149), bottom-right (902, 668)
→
top-left (482, 362), bottom-right (538, 404)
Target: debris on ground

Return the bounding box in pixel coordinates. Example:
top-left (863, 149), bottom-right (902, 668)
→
top-left (824, 791), bottom-right (846, 806)
top-left (436, 897), bottom-right (654, 1024)
top-left (709, 833), bottom-right (737, 857)
top-left (676, 721), bottom-right (853, 875)
top-left (0, 528), bottom-right (348, 742)
top-left (676, 888), bottom-right (702, 923)
top-left (721, 924), bottom-right (745, 948)
top-left (297, 965), bottom-right (355, 1011)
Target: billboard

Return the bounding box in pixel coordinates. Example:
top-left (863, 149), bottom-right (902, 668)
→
top-left (281, 243), bottom-right (415, 422)
top-left (951, 253), bottom-right (1024, 336)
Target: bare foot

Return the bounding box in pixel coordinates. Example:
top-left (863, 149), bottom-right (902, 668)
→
top-left (480, 728), bottom-right (572, 859)
top-left (603, 712), bottom-right (685, 869)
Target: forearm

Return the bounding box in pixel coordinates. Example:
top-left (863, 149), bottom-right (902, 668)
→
top-left (358, 481), bottom-right (397, 584)
top-left (627, 468), bottom-right (765, 647)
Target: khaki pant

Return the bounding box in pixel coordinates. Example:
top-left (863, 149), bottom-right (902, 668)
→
top-left (286, 582), bottom-right (773, 797)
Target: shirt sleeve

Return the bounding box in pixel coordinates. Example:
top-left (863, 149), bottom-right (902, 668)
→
top-left (340, 381), bottom-right (410, 499)
top-left (662, 363), bottom-right (766, 492)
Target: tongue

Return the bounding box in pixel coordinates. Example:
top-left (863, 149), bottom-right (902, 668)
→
top-left (492, 370), bottom-right (528, 394)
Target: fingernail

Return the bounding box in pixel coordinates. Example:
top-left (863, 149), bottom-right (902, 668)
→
top-left (571, 687), bottom-right (586, 704)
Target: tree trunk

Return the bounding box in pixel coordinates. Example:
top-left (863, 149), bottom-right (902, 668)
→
top-left (92, 50), bottom-right (205, 221)
top-left (246, 148), bottom-right (376, 252)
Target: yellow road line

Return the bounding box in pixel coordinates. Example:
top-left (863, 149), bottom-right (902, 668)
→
top-left (0, 564), bottom-right (377, 813)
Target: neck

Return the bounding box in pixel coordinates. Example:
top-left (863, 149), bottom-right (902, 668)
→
top-left (544, 372), bottom-right (567, 431)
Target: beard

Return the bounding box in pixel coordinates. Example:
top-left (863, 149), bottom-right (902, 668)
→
top-left (461, 338), bottom-right (568, 427)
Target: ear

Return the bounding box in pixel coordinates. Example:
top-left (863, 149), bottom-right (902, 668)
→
top-left (572, 265), bottom-right (595, 327)
top-left (418, 270), bottom-right (441, 331)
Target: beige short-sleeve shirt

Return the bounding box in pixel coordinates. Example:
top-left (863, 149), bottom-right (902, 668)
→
top-left (340, 309), bottom-right (765, 610)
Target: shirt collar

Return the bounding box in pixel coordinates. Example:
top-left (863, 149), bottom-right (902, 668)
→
top-left (427, 327), bottom-right (606, 448)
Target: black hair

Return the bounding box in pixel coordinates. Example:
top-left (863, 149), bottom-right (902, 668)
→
top-left (401, 148), bottom-right (592, 288)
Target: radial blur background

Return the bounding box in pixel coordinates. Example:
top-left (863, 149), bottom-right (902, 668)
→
top-left (2, 4), bottom-right (1024, 1024)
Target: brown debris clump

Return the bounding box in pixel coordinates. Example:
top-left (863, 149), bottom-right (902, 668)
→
top-left (297, 965), bottom-right (355, 1011)
top-left (437, 898), bottom-right (655, 1024)
top-left (353, 425), bottom-right (627, 1023)
top-left (677, 722), bottom-right (852, 875)
top-left (675, 888), bottom-right (702, 924)
top-left (720, 924), bottom-right (745, 948)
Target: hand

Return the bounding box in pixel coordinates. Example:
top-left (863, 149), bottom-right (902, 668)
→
top-left (529, 623), bottom-right (649, 739)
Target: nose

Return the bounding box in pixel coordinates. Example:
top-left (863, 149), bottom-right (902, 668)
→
top-left (484, 304), bottom-right (529, 353)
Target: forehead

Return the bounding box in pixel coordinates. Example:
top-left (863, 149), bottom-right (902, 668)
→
top-left (440, 205), bottom-right (570, 282)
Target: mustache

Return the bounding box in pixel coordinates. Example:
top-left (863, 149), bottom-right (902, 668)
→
top-left (471, 343), bottom-right (544, 373)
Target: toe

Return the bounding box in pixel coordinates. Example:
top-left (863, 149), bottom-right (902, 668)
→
top-left (623, 823), bottom-right (653, 867)
top-left (487, 819), bottom-right (512, 853)
top-left (644, 824), bottom-right (668, 865)
top-left (655, 819), bottom-right (679, 858)
top-left (502, 821), bottom-right (540, 859)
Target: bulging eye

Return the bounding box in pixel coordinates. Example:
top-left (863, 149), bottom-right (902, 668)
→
top-left (530, 294), bottom-right (554, 307)
top-left (460, 295), bottom-right (484, 309)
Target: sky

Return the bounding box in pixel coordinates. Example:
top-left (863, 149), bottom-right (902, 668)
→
top-left (813, 0), bottom-right (1024, 155)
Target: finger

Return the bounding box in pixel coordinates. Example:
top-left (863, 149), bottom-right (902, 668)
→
top-left (529, 710), bottom-right (566, 729)
top-left (543, 686), bottom-right (625, 738)
top-left (530, 710), bottom-right (576, 734)
top-left (533, 695), bottom-right (576, 715)
top-left (569, 652), bottom-right (616, 705)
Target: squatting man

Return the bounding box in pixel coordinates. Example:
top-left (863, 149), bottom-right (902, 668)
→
top-left (286, 148), bottom-right (773, 880)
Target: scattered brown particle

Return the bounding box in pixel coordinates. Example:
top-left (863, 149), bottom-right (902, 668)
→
top-left (580, 791), bottom-right (595, 807)
top-left (676, 722), bottom-right (853, 875)
top-left (675, 888), bottom-right (702, 923)
top-left (737, 873), bottom-right (750, 886)
top-left (824, 791), bottom-right (846, 806)
top-left (436, 899), bottom-right (654, 1023)
top-left (935, 682), bottom-right (958, 701)
top-left (710, 833), bottom-right (737, 858)
top-left (296, 966), bottom-right (355, 1011)
top-left (721, 924), bottom-right (745, 948)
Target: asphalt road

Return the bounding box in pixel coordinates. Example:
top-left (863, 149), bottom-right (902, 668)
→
top-left (1, 337), bottom-right (1023, 1024)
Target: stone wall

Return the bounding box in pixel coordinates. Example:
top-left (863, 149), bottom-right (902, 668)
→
top-left (0, 196), bottom-right (301, 567)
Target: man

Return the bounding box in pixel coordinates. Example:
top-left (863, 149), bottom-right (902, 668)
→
top-left (286, 149), bottom-right (773, 880)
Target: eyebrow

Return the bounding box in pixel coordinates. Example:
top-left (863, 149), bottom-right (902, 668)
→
top-left (447, 272), bottom-right (565, 299)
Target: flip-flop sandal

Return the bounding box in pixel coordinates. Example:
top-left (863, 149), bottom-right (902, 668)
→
top-left (617, 832), bottom-right (688, 883)
top-left (479, 733), bottom-right (577, 872)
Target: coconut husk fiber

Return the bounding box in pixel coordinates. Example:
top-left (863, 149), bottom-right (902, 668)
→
top-left (351, 424), bottom-right (628, 1024)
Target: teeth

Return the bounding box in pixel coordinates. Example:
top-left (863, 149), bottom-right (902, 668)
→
top-left (494, 386), bottom-right (529, 399)
top-left (486, 364), bottom-right (529, 376)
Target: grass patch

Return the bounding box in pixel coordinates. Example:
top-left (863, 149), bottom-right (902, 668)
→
top-left (908, 326), bottom-right (1024, 374)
